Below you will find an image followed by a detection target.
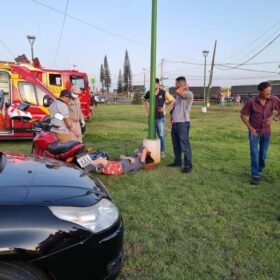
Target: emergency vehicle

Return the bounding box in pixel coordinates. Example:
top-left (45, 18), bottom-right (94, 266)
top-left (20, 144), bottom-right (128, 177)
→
top-left (0, 64), bottom-right (54, 140)
top-left (31, 68), bottom-right (91, 119)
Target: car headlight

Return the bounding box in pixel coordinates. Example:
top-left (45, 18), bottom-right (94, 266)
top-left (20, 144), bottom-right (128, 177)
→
top-left (49, 198), bottom-right (119, 233)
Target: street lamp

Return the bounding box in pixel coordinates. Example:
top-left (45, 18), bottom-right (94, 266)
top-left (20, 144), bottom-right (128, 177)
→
top-left (202, 50), bottom-right (209, 112)
top-left (27, 35), bottom-right (36, 61)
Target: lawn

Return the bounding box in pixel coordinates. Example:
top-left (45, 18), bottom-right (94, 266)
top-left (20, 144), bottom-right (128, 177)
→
top-left (2, 104), bottom-right (280, 279)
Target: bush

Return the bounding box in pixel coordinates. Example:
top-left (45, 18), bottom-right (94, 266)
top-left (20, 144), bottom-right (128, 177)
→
top-left (131, 92), bottom-right (143, 104)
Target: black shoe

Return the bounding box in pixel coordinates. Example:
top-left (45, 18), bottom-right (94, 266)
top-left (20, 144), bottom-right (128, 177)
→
top-left (182, 166), bottom-right (192, 173)
top-left (167, 162), bottom-right (181, 167)
top-left (250, 176), bottom-right (261, 185)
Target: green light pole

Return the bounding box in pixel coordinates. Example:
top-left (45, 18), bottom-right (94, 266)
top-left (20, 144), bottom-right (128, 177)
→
top-left (202, 50), bottom-right (209, 108)
top-left (148, 0), bottom-right (157, 139)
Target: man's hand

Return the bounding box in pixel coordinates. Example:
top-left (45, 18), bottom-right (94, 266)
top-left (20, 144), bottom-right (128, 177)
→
top-left (183, 84), bottom-right (189, 91)
top-left (175, 84), bottom-right (189, 96)
top-left (129, 157), bottom-right (136, 164)
top-left (249, 127), bottom-right (258, 137)
top-left (266, 117), bottom-right (273, 126)
top-left (158, 107), bottom-right (166, 113)
top-left (72, 128), bottom-right (82, 138)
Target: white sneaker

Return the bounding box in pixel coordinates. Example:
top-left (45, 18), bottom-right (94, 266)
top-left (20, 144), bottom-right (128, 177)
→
top-left (161, 152), bottom-right (165, 159)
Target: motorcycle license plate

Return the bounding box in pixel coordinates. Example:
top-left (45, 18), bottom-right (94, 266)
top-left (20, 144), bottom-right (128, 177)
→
top-left (77, 154), bottom-right (92, 168)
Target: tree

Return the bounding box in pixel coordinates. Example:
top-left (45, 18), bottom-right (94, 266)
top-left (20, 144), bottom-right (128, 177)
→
top-left (117, 69), bottom-right (123, 94)
top-left (100, 64), bottom-right (104, 94)
top-left (131, 85), bottom-right (144, 104)
top-left (123, 50), bottom-right (132, 97)
top-left (131, 92), bottom-right (143, 104)
top-left (103, 55), bottom-right (111, 94)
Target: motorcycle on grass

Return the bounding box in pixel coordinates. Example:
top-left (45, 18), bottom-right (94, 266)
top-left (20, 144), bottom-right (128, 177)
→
top-left (32, 113), bottom-right (108, 173)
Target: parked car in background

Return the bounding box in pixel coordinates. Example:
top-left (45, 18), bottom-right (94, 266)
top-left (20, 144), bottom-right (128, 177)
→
top-left (95, 95), bottom-right (108, 104)
top-left (0, 151), bottom-right (124, 280)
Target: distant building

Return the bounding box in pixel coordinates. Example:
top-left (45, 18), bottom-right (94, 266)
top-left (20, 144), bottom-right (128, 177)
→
top-left (168, 86), bottom-right (221, 102)
top-left (132, 85), bottom-right (145, 95)
top-left (231, 84), bottom-right (280, 102)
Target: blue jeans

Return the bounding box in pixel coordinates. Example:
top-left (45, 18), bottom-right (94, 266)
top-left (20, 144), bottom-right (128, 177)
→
top-left (155, 117), bottom-right (165, 153)
top-left (248, 133), bottom-right (270, 177)
top-left (171, 122), bottom-right (192, 168)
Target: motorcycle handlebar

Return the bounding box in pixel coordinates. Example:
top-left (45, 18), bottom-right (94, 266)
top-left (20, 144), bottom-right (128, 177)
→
top-left (32, 121), bottom-right (60, 133)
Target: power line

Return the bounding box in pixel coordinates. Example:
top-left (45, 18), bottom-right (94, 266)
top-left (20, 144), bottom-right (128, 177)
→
top-left (233, 26), bottom-right (280, 63)
top-left (31, 0), bottom-right (148, 48)
top-left (165, 58), bottom-right (280, 67)
top-left (31, 0), bottom-right (198, 62)
top-left (215, 65), bottom-right (280, 74)
top-left (230, 33), bottom-right (280, 69)
top-left (54, 0), bottom-right (69, 66)
top-left (223, 18), bottom-right (280, 61)
top-left (0, 39), bottom-right (15, 59)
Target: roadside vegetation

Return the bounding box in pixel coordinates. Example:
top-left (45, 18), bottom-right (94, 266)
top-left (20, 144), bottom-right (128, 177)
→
top-left (2, 104), bottom-right (280, 279)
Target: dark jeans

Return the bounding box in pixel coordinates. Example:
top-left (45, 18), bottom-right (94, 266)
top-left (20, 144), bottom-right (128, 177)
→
top-left (248, 133), bottom-right (270, 177)
top-left (171, 122), bottom-right (192, 168)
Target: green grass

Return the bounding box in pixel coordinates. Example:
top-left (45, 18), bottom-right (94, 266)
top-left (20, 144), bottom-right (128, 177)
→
top-left (2, 104), bottom-right (280, 279)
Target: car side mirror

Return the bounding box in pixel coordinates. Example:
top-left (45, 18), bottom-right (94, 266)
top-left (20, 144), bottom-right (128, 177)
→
top-left (54, 113), bottom-right (64, 121)
top-left (43, 95), bottom-right (53, 107)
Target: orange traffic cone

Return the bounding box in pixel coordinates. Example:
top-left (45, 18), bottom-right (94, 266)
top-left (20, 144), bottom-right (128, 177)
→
top-left (0, 114), bottom-right (4, 129)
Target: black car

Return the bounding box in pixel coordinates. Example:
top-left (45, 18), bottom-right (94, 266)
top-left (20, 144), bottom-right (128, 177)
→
top-left (0, 152), bottom-right (123, 280)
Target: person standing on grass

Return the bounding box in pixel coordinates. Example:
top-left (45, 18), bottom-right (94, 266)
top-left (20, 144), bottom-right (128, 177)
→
top-left (69, 85), bottom-right (85, 143)
top-left (240, 81), bottom-right (280, 185)
top-left (143, 78), bottom-right (175, 159)
top-left (220, 94), bottom-right (225, 107)
top-left (167, 76), bottom-right (193, 173)
top-left (49, 90), bottom-right (82, 142)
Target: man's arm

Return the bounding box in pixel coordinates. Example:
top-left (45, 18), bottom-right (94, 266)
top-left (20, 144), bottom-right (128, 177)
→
top-left (158, 92), bottom-right (175, 113)
top-left (119, 155), bottom-right (136, 164)
top-left (240, 100), bottom-right (257, 136)
top-left (142, 92), bottom-right (150, 114)
top-left (143, 100), bottom-right (149, 114)
top-left (78, 100), bottom-right (85, 123)
top-left (140, 148), bottom-right (148, 163)
top-left (240, 114), bottom-right (258, 136)
top-left (175, 85), bottom-right (192, 99)
top-left (64, 118), bottom-right (82, 138)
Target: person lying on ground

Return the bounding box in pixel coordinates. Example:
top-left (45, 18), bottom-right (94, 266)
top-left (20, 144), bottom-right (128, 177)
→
top-left (91, 147), bottom-right (154, 175)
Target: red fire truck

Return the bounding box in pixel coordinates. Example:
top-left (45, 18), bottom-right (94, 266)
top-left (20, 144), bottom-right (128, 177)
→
top-left (30, 68), bottom-right (91, 119)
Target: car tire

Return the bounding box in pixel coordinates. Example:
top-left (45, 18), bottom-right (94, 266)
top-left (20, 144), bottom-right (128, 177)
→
top-left (0, 261), bottom-right (49, 280)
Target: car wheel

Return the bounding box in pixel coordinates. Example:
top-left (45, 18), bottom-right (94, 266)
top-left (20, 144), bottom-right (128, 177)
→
top-left (0, 262), bottom-right (49, 280)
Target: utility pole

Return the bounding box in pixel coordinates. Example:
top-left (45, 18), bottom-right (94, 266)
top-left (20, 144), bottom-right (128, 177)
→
top-left (202, 50), bottom-right (209, 112)
top-left (142, 68), bottom-right (146, 94)
top-left (206, 40), bottom-right (217, 105)
top-left (160, 58), bottom-right (164, 87)
top-left (160, 58), bottom-right (168, 88)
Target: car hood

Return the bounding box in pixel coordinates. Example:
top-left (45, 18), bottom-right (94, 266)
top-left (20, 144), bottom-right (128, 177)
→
top-left (0, 152), bottom-right (109, 207)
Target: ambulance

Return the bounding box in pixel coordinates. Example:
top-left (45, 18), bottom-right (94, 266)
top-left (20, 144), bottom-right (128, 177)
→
top-left (31, 68), bottom-right (91, 119)
top-left (0, 64), bottom-right (54, 140)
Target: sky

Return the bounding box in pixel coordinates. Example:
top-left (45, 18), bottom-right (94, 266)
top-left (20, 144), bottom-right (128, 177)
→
top-left (1, 0), bottom-right (280, 89)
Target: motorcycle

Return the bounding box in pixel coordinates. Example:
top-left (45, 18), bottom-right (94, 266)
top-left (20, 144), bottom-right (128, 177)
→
top-left (31, 115), bottom-right (108, 173)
